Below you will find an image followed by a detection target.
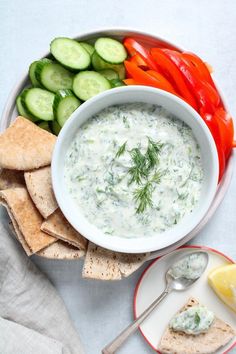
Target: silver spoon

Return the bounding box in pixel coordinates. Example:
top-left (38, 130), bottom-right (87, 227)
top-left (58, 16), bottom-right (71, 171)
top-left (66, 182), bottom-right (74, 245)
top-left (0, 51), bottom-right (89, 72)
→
top-left (102, 251), bottom-right (209, 354)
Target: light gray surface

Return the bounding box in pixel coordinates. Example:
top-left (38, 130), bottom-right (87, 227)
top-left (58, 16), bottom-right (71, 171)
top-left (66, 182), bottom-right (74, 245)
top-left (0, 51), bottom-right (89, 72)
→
top-left (1, 1), bottom-right (236, 353)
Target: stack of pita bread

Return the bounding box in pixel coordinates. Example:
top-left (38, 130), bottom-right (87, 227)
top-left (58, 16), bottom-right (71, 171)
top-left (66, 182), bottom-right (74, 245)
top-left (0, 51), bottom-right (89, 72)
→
top-left (0, 117), bottom-right (149, 280)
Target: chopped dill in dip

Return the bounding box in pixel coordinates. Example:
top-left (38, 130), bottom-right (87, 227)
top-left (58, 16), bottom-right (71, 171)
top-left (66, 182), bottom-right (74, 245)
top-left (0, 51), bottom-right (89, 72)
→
top-left (64, 103), bottom-right (203, 238)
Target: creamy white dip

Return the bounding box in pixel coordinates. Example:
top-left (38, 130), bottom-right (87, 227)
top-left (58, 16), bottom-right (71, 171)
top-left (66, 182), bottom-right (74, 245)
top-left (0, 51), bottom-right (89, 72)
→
top-left (168, 252), bottom-right (207, 280)
top-left (64, 103), bottom-right (203, 238)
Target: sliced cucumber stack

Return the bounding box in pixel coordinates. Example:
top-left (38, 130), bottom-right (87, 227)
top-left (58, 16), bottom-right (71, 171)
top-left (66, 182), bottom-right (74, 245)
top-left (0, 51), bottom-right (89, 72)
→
top-left (79, 42), bottom-right (95, 56)
top-left (17, 36), bottom-right (128, 130)
top-left (16, 91), bottom-right (38, 122)
top-left (94, 37), bottom-right (127, 64)
top-left (29, 58), bottom-right (51, 87)
top-left (92, 52), bottom-right (125, 79)
top-left (21, 88), bottom-right (55, 121)
top-left (35, 61), bottom-right (74, 92)
top-left (53, 89), bottom-right (81, 127)
top-left (50, 37), bottom-right (91, 70)
top-left (73, 71), bottom-right (111, 101)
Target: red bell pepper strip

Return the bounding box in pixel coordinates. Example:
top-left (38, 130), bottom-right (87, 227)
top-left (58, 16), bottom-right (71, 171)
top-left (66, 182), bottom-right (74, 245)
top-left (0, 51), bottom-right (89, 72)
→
top-left (201, 80), bottom-right (221, 108)
top-left (213, 107), bottom-right (234, 160)
top-left (163, 49), bottom-right (218, 114)
top-left (123, 78), bottom-right (138, 85)
top-left (150, 48), bottom-right (198, 111)
top-left (146, 70), bottom-right (179, 94)
top-left (124, 61), bottom-right (177, 95)
top-left (181, 52), bottom-right (216, 88)
top-left (123, 37), bottom-right (159, 71)
top-left (130, 53), bottom-right (148, 69)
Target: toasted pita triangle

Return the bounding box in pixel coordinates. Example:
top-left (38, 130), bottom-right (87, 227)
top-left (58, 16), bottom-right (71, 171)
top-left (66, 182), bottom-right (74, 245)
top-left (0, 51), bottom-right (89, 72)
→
top-left (0, 188), bottom-right (56, 253)
top-left (82, 242), bottom-right (149, 280)
top-left (24, 166), bottom-right (58, 218)
top-left (0, 169), bottom-right (25, 190)
top-left (0, 116), bottom-right (56, 170)
top-left (37, 240), bottom-right (85, 260)
top-left (159, 297), bottom-right (236, 354)
top-left (41, 209), bottom-right (87, 250)
top-left (5, 209), bottom-right (32, 256)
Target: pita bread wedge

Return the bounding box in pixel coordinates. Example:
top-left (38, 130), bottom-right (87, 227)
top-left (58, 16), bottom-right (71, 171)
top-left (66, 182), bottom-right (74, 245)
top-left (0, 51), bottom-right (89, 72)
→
top-left (41, 209), bottom-right (87, 250)
top-left (3, 207), bottom-right (32, 256)
top-left (0, 188), bottom-right (56, 253)
top-left (0, 169), bottom-right (25, 190)
top-left (82, 242), bottom-right (149, 280)
top-left (159, 297), bottom-right (236, 354)
top-left (0, 116), bottom-right (56, 170)
top-left (24, 166), bottom-right (58, 218)
top-left (37, 240), bottom-right (85, 260)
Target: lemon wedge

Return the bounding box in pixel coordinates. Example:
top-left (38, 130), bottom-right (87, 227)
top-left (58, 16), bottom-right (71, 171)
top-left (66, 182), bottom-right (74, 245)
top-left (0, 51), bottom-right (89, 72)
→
top-left (208, 264), bottom-right (236, 313)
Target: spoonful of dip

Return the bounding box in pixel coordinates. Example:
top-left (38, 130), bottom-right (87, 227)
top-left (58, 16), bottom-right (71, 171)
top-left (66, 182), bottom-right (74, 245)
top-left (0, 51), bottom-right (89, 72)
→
top-left (102, 251), bottom-right (209, 354)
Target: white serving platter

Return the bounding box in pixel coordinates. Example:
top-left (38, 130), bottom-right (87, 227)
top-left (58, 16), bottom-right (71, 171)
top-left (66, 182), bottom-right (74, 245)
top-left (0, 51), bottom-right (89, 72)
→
top-left (0, 28), bottom-right (234, 259)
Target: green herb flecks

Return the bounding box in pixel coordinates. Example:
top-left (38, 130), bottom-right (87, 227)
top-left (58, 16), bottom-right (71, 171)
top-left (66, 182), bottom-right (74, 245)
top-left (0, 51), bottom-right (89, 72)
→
top-left (194, 312), bottom-right (201, 326)
top-left (115, 141), bottom-right (127, 158)
top-left (76, 175), bottom-right (85, 182)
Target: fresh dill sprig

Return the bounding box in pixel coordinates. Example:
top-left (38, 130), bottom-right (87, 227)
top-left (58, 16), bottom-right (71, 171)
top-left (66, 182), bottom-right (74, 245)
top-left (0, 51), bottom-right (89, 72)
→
top-left (151, 169), bottom-right (163, 184)
top-left (128, 148), bottom-right (148, 185)
top-left (115, 141), bottom-right (127, 158)
top-left (133, 181), bottom-right (153, 214)
top-left (111, 136), bottom-right (164, 213)
top-left (146, 138), bottom-right (163, 170)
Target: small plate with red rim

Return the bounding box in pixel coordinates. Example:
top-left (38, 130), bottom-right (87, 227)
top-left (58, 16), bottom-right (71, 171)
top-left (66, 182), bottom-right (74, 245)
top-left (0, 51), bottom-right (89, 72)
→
top-left (134, 245), bottom-right (236, 353)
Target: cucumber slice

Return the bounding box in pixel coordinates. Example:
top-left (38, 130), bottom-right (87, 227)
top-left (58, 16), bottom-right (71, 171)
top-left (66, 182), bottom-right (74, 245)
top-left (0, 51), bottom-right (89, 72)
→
top-left (79, 42), bottom-right (95, 56)
top-left (38, 121), bottom-right (52, 132)
top-left (50, 120), bottom-right (61, 135)
top-left (16, 91), bottom-right (38, 122)
top-left (98, 69), bottom-right (118, 81)
top-left (35, 61), bottom-right (74, 92)
top-left (95, 37), bottom-right (127, 64)
top-left (22, 88), bottom-right (55, 121)
top-left (73, 71), bottom-right (111, 101)
top-left (92, 52), bottom-right (125, 79)
top-left (29, 58), bottom-right (51, 87)
top-left (50, 37), bottom-right (91, 70)
top-left (53, 89), bottom-right (81, 127)
top-left (110, 79), bottom-right (125, 88)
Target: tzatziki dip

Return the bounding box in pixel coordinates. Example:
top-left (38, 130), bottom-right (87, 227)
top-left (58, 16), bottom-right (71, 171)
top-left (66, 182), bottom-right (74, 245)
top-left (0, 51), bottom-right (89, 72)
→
top-left (169, 305), bottom-right (215, 335)
top-left (168, 252), bottom-right (207, 280)
top-left (64, 103), bottom-right (203, 238)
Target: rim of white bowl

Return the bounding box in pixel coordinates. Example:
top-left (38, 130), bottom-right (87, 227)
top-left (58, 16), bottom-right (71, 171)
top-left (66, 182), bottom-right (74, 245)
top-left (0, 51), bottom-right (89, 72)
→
top-left (51, 85), bottom-right (219, 253)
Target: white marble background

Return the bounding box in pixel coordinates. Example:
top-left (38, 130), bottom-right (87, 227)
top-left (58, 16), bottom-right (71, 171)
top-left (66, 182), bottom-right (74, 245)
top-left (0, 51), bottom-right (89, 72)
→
top-left (1, 1), bottom-right (236, 353)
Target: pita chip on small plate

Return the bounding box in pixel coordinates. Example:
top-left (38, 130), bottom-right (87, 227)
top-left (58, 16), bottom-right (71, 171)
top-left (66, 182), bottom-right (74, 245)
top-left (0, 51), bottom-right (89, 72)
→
top-left (82, 242), bottom-right (149, 281)
top-left (0, 187), bottom-right (56, 253)
top-left (41, 209), bottom-right (88, 250)
top-left (37, 240), bottom-right (85, 260)
top-left (0, 116), bottom-right (56, 171)
top-left (0, 169), bottom-right (25, 190)
top-left (24, 166), bottom-right (58, 218)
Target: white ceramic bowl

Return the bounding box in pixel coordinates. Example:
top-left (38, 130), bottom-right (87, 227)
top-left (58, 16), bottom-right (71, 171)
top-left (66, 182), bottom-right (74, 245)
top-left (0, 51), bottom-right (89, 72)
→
top-left (52, 86), bottom-right (219, 253)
